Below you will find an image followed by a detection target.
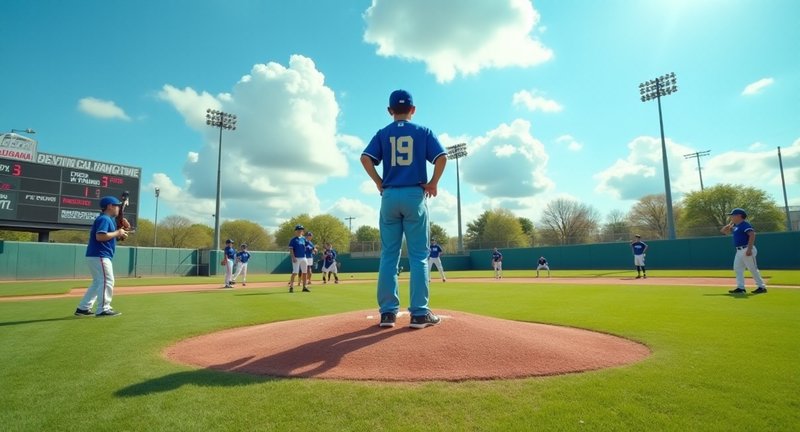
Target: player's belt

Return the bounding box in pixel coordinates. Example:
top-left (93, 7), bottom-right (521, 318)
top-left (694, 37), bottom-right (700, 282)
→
top-left (735, 246), bottom-right (748, 250)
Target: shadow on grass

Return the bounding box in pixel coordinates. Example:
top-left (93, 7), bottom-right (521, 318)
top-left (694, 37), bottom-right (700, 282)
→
top-left (0, 316), bottom-right (82, 327)
top-left (702, 293), bottom-right (751, 299)
top-left (115, 358), bottom-right (272, 397)
top-left (234, 291), bottom-right (289, 297)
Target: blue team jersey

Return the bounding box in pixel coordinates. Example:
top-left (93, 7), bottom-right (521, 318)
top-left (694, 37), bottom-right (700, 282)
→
top-left (324, 249), bottom-right (337, 264)
top-left (538, 258), bottom-right (547, 265)
top-left (732, 221), bottom-right (754, 247)
top-left (492, 251), bottom-right (503, 261)
top-left (224, 246), bottom-right (236, 260)
top-left (429, 244), bottom-right (443, 258)
top-left (362, 120), bottom-right (447, 188)
top-left (85, 214), bottom-right (116, 258)
top-left (289, 236), bottom-right (306, 257)
top-left (236, 251), bottom-right (251, 263)
top-left (304, 240), bottom-right (315, 258)
top-left (631, 241), bottom-right (647, 255)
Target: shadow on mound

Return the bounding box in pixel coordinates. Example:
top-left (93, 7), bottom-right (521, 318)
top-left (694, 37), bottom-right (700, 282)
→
top-left (164, 310), bottom-right (651, 382)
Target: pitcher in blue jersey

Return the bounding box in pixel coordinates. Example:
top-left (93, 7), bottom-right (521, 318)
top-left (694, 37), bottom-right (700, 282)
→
top-left (720, 208), bottom-right (767, 294)
top-left (360, 89), bottom-right (447, 329)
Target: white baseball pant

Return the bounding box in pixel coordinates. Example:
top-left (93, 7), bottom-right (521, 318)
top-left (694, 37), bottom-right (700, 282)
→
top-left (78, 257), bottom-right (115, 314)
top-left (733, 246), bottom-right (766, 289)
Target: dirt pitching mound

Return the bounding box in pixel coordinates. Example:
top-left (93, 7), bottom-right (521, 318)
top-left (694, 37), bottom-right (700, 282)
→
top-left (165, 309), bottom-right (650, 382)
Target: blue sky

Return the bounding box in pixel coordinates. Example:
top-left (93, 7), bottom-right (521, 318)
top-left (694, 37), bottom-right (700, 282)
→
top-left (2, 0), bottom-right (798, 236)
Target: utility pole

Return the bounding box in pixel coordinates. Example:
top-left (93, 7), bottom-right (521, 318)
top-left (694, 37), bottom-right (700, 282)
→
top-left (683, 150), bottom-right (711, 191)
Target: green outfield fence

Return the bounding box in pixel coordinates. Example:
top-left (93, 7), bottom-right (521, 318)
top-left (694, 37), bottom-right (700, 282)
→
top-left (0, 231), bottom-right (797, 280)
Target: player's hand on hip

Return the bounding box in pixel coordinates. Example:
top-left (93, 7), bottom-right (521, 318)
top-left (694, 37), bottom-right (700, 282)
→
top-left (374, 180), bottom-right (384, 194)
top-left (745, 248), bottom-right (753, 256)
top-left (422, 182), bottom-right (438, 198)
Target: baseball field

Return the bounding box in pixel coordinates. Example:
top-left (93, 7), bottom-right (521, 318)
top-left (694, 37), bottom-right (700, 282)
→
top-left (1, 270), bottom-right (798, 431)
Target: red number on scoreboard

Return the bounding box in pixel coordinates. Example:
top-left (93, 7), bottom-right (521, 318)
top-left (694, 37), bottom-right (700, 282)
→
top-left (101, 176), bottom-right (109, 187)
top-left (12, 164), bottom-right (22, 176)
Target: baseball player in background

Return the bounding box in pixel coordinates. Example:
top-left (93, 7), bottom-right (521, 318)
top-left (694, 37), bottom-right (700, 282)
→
top-left (222, 239), bottom-right (236, 288)
top-left (74, 196), bottom-right (128, 317)
top-left (720, 208), bottom-right (767, 294)
top-left (536, 256), bottom-right (550, 278)
top-left (321, 242), bottom-right (340, 284)
top-left (360, 89), bottom-right (447, 329)
top-left (304, 232), bottom-right (317, 286)
top-left (428, 239), bottom-right (447, 282)
top-left (492, 248), bottom-right (503, 279)
top-left (631, 235), bottom-right (648, 279)
top-left (288, 225), bottom-right (309, 293)
top-left (232, 243), bottom-right (251, 286)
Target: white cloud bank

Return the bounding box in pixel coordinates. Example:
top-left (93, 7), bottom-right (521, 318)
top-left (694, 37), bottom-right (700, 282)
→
top-left (77, 97), bottom-right (131, 121)
top-left (155, 55), bottom-right (349, 228)
top-left (513, 89), bottom-right (563, 113)
top-left (363, 0), bottom-right (552, 82)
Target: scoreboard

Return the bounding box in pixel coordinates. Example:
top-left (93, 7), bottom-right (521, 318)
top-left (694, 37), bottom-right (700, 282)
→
top-left (0, 152), bottom-right (140, 231)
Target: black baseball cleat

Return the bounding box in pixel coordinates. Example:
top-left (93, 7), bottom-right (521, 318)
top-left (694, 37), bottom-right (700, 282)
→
top-left (96, 310), bottom-right (122, 317)
top-left (289, 286), bottom-right (294, 293)
top-left (728, 288), bottom-right (747, 294)
top-left (302, 287), bottom-right (311, 292)
top-left (410, 311), bottom-right (441, 329)
top-left (635, 275), bottom-right (642, 279)
top-left (74, 308), bottom-right (93, 317)
top-left (379, 312), bottom-right (397, 328)
top-left (751, 287), bottom-right (768, 294)
top-left (643, 275), bottom-right (647, 279)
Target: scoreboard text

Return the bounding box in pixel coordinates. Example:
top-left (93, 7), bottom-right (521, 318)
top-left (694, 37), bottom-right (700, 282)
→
top-left (0, 153), bottom-right (140, 231)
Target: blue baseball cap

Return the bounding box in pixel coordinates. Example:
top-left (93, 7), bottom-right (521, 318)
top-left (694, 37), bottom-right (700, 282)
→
top-left (389, 89), bottom-right (413, 108)
top-left (305, 232), bottom-right (313, 237)
top-left (225, 239), bottom-right (234, 244)
top-left (99, 196), bottom-right (121, 208)
top-left (728, 208), bottom-right (747, 218)
top-left (294, 225), bottom-right (305, 231)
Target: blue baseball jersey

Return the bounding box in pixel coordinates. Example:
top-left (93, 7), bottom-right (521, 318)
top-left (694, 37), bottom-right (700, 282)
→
top-left (732, 221), bottom-right (754, 247)
top-left (429, 244), bottom-right (443, 258)
top-left (85, 214), bottom-right (117, 258)
top-left (224, 246), bottom-right (236, 260)
top-left (631, 241), bottom-right (647, 255)
top-left (538, 258), bottom-right (547, 265)
top-left (324, 248), bottom-right (337, 264)
top-left (288, 236), bottom-right (307, 257)
top-left (492, 251), bottom-right (503, 262)
top-left (304, 240), bottom-right (315, 258)
top-left (362, 120), bottom-right (447, 188)
top-left (236, 251), bottom-right (251, 263)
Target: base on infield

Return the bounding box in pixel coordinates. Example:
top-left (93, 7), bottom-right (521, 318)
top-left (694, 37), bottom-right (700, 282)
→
top-left (165, 309), bottom-right (650, 382)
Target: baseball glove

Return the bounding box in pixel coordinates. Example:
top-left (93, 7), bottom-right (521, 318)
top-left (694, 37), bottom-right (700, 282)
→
top-left (221, 258), bottom-right (228, 266)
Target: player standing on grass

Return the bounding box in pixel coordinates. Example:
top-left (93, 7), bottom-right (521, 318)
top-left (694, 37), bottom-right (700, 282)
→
top-left (720, 208), bottom-right (767, 294)
top-left (428, 239), bottom-right (447, 282)
top-left (232, 243), bottom-right (251, 286)
top-left (360, 89), bottom-right (447, 329)
top-left (288, 225), bottom-right (309, 293)
top-left (304, 232), bottom-right (317, 286)
top-left (321, 242), bottom-right (340, 284)
top-left (74, 196), bottom-right (128, 317)
top-left (222, 239), bottom-right (236, 288)
top-left (631, 235), bottom-right (648, 279)
top-left (536, 256), bottom-right (550, 278)
top-left (492, 248), bottom-right (503, 279)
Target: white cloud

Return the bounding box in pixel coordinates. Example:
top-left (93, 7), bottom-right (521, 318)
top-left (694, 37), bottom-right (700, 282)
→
top-left (77, 97), bottom-right (131, 121)
top-left (556, 134), bottom-right (583, 151)
top-left (337, 134), bottom-right (366, 159)
top-left (594, 136), bottom-right (698, 200)
top-left (741, 77), bottom-right (774, 96)
top-left (363, 0), bottom-right (552, 82)
top-left (595, 136), bottom-right (800, 202)
top-left (512, 89), bottom-right (563, 113)
top-left (325, 197), bottom-right (379, 232)
top-left (457, 119), bottom-right (554, 199)
top-left (359, 179), bottom-right (380, 195)
top-left (156, 55), bottom-right (348, 229)
top-left (748, 142), bottom-right (765, 151)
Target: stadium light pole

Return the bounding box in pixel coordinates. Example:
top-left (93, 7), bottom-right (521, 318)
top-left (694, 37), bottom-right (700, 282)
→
top-left (778, 146), bottom-right (792, 231)
top-left (10, 128), bottom-right (36, 134)
top-left (683, 150), bottom-right (711, 191)
top-left (447, 143), bottom-right (468, 253)
top-left (153, 187), bottom-right (161, 247)
top-left (205, 109), bottom-right (237, 252)
top-left (640, 72), bottom-right (678, 240)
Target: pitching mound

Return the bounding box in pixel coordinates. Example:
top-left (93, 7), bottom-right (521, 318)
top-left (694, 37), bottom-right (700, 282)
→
top-left (165, 310), bottom-right (650, 382)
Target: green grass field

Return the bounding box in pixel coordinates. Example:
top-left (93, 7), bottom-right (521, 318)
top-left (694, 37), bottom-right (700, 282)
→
top-left (1, 274), bottom-right (798, 431)
top-left (2, 269), bottom-right (799, 297)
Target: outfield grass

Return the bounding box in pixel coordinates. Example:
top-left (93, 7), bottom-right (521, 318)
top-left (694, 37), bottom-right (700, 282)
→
top-left (1, 278), bottom-right (798, 431)
top-left (2, 268), bottom-right (798, 297)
